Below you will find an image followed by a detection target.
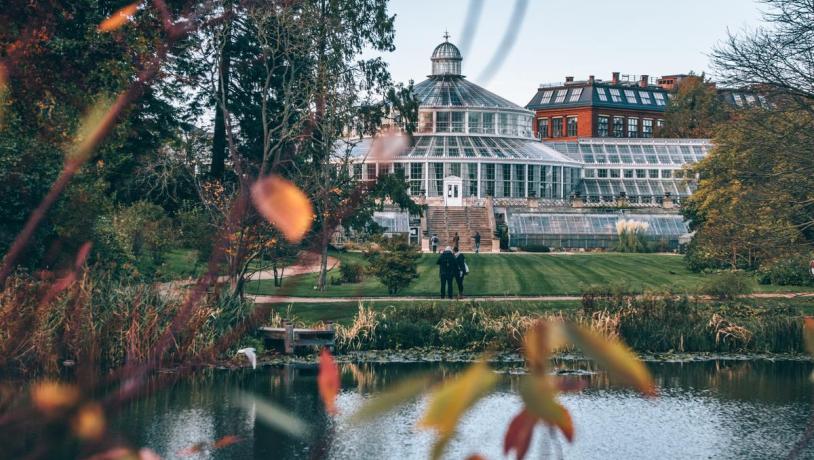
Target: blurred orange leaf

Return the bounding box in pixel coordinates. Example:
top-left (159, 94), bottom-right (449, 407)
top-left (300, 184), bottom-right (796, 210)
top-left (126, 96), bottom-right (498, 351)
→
top-left (72, 402), bottom-right (106, 440)
top-left (252, 175), bottom-right (313, 243)
top-left (98, 3), bottom-right (139, 32)
top-left (523, 320), bottom-right (564, 373)
top-left (465, 455), bottom-right (487, 460)
top-left (518, 376), bottom-right (573, 442)
top-left (418, 361), bottom-right (498, 460)
top-left (317, 348), bottom-right (340, 414)
top-left (31, 381), bottom-right (79, 413)
top-left (503, 409), bottom-right (538, 460)
top-left (564, 323), bottom-right (656, 396)
top-left (803, 317), bottom-right (814, 356)
top-left (213, 435), bottom-right (242, 449)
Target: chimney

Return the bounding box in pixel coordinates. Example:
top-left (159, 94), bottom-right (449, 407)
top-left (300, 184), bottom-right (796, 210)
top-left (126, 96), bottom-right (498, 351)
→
top-left (588, 75), bottom-right (595, 84)
top-left (639, 74), bottom-right (649, 88)
top-left (565, 76), bottom-right (574, 83)
top-left (611, 72), bottom-right (620, 85)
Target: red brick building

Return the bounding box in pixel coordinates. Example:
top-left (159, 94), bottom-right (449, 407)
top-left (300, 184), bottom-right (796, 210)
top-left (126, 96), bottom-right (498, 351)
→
top-left (526, 73), bottom-right (671, 141)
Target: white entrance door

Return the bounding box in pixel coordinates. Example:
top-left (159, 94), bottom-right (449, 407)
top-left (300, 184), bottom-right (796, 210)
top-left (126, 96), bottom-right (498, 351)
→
top-left (444, 175), bottom-right (463, 206)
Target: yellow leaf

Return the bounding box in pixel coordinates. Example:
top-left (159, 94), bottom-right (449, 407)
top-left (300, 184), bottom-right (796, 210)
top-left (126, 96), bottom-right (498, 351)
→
top-left (68, 96), bottom-right (115, 165)
top-left (518, 376), bottom-right (573, 442)
top-left (564, 323), bottom-right (656, 396)
top-left (350, 374), bottom-right (432, 424)
top-left (98, 3), bottom-right (139, 32)
top-left (251, 175), bottom-right (313, 243)
top-left (418, 362), bottom-right (499, 460)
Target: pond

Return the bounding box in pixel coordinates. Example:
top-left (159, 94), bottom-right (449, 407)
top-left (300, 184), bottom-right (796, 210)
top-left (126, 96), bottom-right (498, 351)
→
top-left (113, 359), bottom-right (814, 459)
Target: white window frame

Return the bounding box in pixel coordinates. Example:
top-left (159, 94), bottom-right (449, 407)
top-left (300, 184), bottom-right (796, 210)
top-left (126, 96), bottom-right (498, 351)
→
top-left (541, 90), bottom-right (554, 104)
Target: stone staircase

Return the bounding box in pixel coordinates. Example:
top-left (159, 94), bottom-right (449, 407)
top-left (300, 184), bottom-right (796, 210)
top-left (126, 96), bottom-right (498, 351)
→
top-left (426, 206), bottom-right (494, 252)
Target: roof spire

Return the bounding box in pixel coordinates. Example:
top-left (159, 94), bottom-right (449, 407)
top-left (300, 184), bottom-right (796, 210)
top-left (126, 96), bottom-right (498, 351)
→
top-left (443, 30), bottom-right (450, 42)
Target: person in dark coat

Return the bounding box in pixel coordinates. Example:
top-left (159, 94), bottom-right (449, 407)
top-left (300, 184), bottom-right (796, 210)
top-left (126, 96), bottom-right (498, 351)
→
top-left (452, 232), bottom-right (460, 252)
top-left (430, 234), bottom-right (439, 253)
top-left (454, 249), bottom-right (467, 298)
top-left (474, 232), bottom-right (481, 253)
top-left (437, 246), bottom-right (456, 299)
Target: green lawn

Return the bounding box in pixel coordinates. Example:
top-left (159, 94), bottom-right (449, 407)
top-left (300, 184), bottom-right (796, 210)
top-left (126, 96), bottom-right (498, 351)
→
top-left (244, 251), bottom-right (814, 298)
top-left (154, 248), bottom-right (204, 280)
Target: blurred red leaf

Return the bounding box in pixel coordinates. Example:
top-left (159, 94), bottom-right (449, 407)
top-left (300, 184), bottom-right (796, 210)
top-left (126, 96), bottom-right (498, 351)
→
top-left (555, 377), bottom-right (588, 393)
top-left (518, 376), bottom-right (574, 442)
top-left (251, 175), bottom-right (313, 243)
top-left (74, 241), bottom-right (93, 269)
top-left (318, 348), bottom-right (340, 414)
top-left (465, 455), bottom-right (487, 460)
top-left (213, 435), bottom-right (242, 449)
top-left (177, 442), bottom-right (206, 456)
top-left (503, 409), bottom-right (537, 460)
top-left (98, 3), bottom-right (139, 32)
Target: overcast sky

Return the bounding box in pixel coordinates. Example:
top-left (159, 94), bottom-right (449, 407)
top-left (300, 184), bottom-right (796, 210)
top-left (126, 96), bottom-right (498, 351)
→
top-left (369, 0), bottom-right (767, 106)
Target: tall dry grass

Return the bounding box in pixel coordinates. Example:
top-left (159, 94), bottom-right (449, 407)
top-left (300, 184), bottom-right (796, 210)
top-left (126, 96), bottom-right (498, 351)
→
top-left (0, 270), bottom-right (255, 376)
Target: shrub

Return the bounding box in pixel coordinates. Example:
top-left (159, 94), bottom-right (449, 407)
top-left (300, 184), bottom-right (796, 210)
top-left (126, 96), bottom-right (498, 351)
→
top-left (699, 271), bottom-right (755, 300)
top-left (339, 262), bottom-right (365, 284)
top-left (112, 201), bottom-right (174, 275)
top-left (175, 204), bottom-right (214, 260)
top-left (519, 244), bottom-right (551, 253)
top-left (365, 235), bottom-right (420, 295)
top-left (757, 255), bottom-right (814, 286)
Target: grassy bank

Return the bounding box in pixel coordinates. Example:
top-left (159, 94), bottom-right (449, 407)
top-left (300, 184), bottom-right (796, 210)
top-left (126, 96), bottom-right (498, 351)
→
top-left (244, 251), bottom-right (814, 298)
top-left (0, 272), bottom-right (257, 376)
top-left (314, 295), bottom-right (808, 354)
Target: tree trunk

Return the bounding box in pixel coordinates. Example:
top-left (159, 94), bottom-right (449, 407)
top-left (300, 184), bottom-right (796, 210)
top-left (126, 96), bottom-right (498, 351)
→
top-left (317, 232), bottom-right (329, 291)
top-left (210, 20), bottom-right (231, 179)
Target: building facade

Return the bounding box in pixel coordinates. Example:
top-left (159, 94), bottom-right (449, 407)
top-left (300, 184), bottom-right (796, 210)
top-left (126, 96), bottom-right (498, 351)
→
top-left (341, 39), bottom-right (707, 252)
top-left (526, 73), bottom-right (670, 141)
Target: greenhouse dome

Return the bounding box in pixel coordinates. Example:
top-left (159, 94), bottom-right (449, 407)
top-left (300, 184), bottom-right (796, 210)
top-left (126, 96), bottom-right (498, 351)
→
top-left (339, 36), bottom-right (582, 203)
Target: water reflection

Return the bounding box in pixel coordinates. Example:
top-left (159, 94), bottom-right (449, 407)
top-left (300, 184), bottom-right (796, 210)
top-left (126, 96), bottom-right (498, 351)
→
top-left (113, 360), bottom-right (814, 459)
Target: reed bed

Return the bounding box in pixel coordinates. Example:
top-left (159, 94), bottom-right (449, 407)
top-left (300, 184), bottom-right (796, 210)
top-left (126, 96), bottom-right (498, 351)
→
top-left (335, 294), bottom-right (806, 354)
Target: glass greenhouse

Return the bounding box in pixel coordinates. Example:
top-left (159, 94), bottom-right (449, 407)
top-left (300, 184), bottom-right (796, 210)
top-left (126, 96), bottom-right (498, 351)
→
top-left (338, 37), bottom-right (582, 199)
top-left (508, 213), bottom-right (689, 250)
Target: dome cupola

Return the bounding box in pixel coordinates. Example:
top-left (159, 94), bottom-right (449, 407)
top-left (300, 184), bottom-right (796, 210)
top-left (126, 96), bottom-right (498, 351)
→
top-left (431, 32), bottom-right (462, 76)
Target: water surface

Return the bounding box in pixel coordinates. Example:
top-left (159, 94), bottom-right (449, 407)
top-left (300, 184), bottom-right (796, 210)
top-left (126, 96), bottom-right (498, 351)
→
top-left (113, 359), bottom-right (814, 459)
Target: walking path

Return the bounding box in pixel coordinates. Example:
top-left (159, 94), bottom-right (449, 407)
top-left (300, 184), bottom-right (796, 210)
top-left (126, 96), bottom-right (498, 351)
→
top-left (251, 292), bottom-right (814, 304)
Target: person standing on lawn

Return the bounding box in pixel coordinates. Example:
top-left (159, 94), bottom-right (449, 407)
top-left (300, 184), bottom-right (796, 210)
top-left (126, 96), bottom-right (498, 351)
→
top-left (474, 231), bottom-right (481, 254)
top-left (454, 248), bottom-right (468, 298)
top-left (437, 246), bottom-right (456, 299)
top-left (452, 232), bottom-right (460, 252)
top-left (430, 234), bottom-right (439, 253)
